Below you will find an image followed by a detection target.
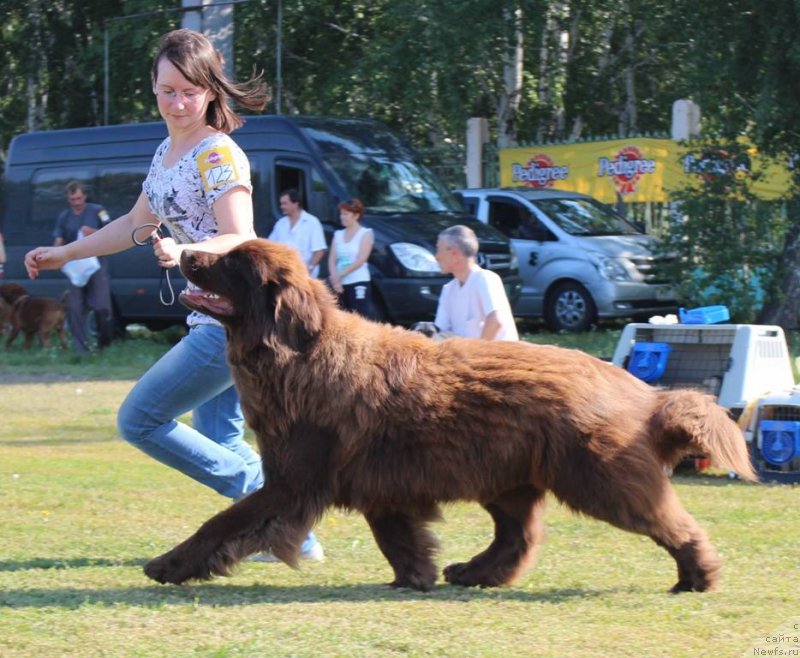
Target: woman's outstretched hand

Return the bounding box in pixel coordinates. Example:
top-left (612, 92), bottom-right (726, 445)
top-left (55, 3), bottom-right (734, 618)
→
top-left (24, 246), bottom-right (68, 279)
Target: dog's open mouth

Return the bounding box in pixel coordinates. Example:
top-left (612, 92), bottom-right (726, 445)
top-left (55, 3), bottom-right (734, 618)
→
top-left (179, 289), bottom-right (234, 316)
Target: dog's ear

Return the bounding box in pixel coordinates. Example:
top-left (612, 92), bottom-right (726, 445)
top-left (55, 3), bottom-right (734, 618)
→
top-left (240, 282), bottom-right (277, 355)
top-left (238, 242), bottom-right (329, 358)
top-left (270, 276), bottom-right (325, 353)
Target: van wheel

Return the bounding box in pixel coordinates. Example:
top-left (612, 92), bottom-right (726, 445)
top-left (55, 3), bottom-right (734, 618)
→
top-left (545, 282), bottom-right (596, 332)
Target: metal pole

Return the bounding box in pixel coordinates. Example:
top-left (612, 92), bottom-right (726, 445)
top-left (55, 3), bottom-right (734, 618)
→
top-left (104, 26), bottom-right (109, 125)
top-left (275, 0), bottom-right (282, 114)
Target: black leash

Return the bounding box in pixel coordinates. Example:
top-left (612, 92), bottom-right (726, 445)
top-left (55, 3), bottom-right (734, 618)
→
top-left (131, 223), bottom-right (176, 306)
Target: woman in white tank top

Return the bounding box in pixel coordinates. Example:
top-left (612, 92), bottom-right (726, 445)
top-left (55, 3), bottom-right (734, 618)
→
top-left (327, 198), bottom-right (375, 317)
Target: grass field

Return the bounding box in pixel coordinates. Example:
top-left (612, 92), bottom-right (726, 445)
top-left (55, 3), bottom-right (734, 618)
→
top-left (1, 327), bottom-right (799, 657)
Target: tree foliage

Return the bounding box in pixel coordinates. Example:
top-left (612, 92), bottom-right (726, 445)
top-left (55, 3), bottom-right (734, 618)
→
top-left (4, 0), bottom-right (800, 324)
top-left (659, 139), bottom-right (788, 322)
top-left (0, 0), bottom-right (725, 151)
top-left (2, 0), bottom-right (799, 153)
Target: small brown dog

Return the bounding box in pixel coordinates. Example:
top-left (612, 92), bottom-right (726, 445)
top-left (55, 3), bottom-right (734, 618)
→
top-left (1, 284), bottom-right (69, 350)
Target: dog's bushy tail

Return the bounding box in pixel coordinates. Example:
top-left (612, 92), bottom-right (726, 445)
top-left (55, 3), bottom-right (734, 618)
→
top-left (649, 389), bottom-right (757, 481)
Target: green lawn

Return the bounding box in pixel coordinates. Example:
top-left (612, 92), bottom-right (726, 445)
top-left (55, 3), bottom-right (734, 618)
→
top-left (1, 328), bottom-right (798, 657)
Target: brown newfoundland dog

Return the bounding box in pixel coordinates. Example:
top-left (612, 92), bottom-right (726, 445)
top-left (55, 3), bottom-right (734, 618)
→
top-left (144, 239), bottom-right (756, 593)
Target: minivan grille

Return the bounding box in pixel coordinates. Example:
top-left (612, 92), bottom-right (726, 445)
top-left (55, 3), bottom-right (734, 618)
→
top-left (630, 256), bottom-right (673, 285)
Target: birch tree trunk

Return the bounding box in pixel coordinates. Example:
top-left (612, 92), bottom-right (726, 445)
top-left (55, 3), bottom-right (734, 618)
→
top-left (497, 4), bottom-right (524, 148)
top-left (25, 0), bottom-right (47, 132)
top-left (619, 14), bottom-right (638, 136)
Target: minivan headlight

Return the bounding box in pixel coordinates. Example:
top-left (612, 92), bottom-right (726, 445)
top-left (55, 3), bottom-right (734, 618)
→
top-left (390, 242), bottom-right (441, 273)
top-left (596, 256), bottom-right (632, 281)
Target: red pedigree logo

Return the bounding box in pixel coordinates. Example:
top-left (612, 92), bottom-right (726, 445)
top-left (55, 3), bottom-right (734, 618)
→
top-left (511, 153), bottom-right (569, 188)
top-left (597, 145), bottom-right (656, 197)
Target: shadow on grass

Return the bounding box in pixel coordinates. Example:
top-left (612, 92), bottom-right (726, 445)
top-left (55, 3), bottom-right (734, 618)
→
top-left (0, 557), bottom-right (144, 572)
top-left (0, 437), bottom-right (115, 447)
top-left (0, 579), bottom-right (615, 609)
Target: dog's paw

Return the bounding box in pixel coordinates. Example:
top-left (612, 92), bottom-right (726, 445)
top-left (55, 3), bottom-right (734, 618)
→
top-left (144, 549), bottom-right (212, 585)
top-left (668, 577), bottom-right (716, 594)
top-left (443, 561), bottom-right (503, 588)
top-left (389, 574), bottom-right (435, 592)
top-left (443, 562), bottom-right (473, 587)
top-left (388, 564), bottom-right (438, 592)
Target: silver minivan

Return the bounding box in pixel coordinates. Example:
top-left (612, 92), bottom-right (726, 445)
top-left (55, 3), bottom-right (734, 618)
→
top-left (456, 188), bottom-right (676, 331)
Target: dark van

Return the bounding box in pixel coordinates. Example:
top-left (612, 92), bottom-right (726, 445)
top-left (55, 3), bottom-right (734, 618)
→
top-left (1, 116), bottom-right (520, 328)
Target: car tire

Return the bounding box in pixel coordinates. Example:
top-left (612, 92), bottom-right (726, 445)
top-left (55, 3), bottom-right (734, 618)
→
top-left (545, 281), bottom-right (597, 332)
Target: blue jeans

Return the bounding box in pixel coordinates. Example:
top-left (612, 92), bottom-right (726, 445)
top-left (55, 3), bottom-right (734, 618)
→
top-left (117, 323), bottom-right (318, 550)
top-left (117, 323), bottom-right (262, 499)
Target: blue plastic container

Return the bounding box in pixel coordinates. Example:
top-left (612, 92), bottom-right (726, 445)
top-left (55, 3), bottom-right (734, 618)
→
top-left (678, 305), bottom-right (730, 324)
top-left (759, 420), bottom-right (800, 466)
top-left (627, 342), bottom-right (672, 383)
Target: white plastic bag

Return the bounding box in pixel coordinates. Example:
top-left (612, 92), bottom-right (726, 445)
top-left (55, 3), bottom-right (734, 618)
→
top-left (61, 256), bottom-right (100, 286)
top-left (61, 231), bottom-right (100, 287)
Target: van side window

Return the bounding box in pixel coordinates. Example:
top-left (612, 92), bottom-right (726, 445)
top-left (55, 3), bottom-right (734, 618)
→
top-left (95, 164), bottom-right (150, 218)
top-left (487, 198), bottom-right (554, 242)
top-left (274, 163), bottom-right (334, 224)
top-left (32, 168), bottom-right (94, 230)
top-left (310, 167), bottom-right (336, 223)
top-left (275, 165), bottom-right (306, 206)
top-left (248, 163), bottom-right (268, 236)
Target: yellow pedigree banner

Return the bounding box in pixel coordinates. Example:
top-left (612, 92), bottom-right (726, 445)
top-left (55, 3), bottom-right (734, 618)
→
top-left (499, 138), bottom-right (793, 202)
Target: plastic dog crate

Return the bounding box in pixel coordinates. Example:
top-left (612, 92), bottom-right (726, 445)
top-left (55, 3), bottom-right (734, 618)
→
top-left (742, 389), bottom-right (800, 483)
top-left (611, 324), bottom-right (794, 416)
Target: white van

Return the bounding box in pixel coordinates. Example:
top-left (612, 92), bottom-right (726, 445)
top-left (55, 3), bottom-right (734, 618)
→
top-left (456, 188), bottom-right (676, 331)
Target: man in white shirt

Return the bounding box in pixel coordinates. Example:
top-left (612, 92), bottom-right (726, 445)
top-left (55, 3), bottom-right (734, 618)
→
top-left (433, 225), bottom-right (519, 341)
top-left (268, 189), bottom-right (327, 276)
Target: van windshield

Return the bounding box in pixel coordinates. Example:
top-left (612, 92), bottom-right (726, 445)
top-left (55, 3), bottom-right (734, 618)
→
top-left (325, 153), bottom-right (461, 213)
top-left (535, 198), bottom-right (642, 236)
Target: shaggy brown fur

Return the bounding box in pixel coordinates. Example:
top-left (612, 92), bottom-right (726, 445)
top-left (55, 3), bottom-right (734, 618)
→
top-left (143, 239), bottom-right (757, 593)
top-left (0, 282), bottom-right (28, 305)
top-left (0, 298), bottom-right (12, 335)
top-left (2, 284), bottom-right (68, 350)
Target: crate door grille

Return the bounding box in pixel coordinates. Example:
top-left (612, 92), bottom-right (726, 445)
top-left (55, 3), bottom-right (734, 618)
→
top-left (757, 406), bottom-right (800, 473)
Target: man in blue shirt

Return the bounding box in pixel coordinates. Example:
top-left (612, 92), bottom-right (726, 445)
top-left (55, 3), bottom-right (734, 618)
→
top-left (53, 181), bottom-right (114, 353)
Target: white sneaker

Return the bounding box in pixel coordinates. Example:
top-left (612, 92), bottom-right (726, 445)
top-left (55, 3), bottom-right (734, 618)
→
top-left (300, 541), bottom-right (325, 562)
top-left (251, 541), bottom-right (325, 563)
